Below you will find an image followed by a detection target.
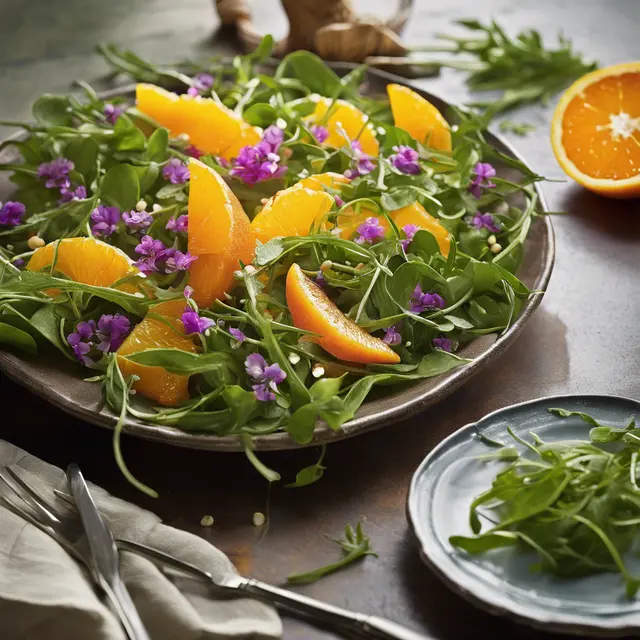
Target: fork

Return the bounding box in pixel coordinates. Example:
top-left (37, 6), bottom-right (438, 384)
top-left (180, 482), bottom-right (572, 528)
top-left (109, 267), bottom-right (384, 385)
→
top-left (0, 467), bottom-right (146, 640)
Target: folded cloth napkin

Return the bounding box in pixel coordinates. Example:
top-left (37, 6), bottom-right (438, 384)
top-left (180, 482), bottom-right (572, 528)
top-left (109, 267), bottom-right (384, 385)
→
top-left (0, 440), bottom-right (282, 640)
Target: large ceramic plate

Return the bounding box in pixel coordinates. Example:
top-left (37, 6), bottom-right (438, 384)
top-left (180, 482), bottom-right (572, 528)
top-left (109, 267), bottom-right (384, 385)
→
top-left (0, 66), bottom-right (554, 451)
top-left (407, 395), bottom-right (640, 637)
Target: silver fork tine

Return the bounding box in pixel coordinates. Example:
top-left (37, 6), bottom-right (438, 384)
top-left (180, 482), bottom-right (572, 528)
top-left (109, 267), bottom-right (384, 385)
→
top-left (2, 467), bottom-right (63, 525)
top-left (54, 488), bottom-right (77, 510)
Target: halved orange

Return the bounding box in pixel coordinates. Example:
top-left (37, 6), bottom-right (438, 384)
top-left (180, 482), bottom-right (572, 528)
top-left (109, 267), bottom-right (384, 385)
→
top-left (27, 237), bottom-right (138, 292)
top-left (337, 201), bottom-right (451, 257)
top-left (250, 185), bottom-right (335, 244)
top-left (136, 84), bottom-right (260, 160)
top-left (307, 97), bottom-right (379, 156)
top-left (387, 84), bottom-right (452, 152)
top-left (286, 263), bottom-right (400, 365)
top-left (551, 62), bottom-right (640, 198)
top-left (187, 159), bottom-right (255, 306)
top-left (118, 300), bottom-right (196, 406)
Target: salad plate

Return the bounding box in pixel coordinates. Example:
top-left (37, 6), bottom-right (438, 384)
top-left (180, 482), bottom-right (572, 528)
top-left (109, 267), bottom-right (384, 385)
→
top-left (408, 395), bottom-right (640, 636)
top-left (0, 63), bottom-right (553, 452)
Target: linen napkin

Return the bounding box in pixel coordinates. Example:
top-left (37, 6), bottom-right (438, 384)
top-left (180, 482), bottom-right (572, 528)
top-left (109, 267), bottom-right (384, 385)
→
top-left (0, 440), bottom-right (282, 640)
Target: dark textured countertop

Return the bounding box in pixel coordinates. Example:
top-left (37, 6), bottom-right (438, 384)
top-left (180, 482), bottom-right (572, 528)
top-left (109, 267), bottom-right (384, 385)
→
top-left (1, 1), bottom-right (640, 638)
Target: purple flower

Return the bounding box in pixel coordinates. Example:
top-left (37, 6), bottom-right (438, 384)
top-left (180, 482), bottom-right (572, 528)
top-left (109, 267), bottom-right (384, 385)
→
top-left (90, 205), bottom-right (121, 237)
top-left (187, 73), bottom-right (214, 97)
top-left (229, 327), bottom-right (246, 343)
top-left (389, 145), bottom-right (420, 175)
top-left (58, 185), bottom-right (87, 205)
top-left (104, 103), bottom-right (125, 125)
top-left (245, 353), bottom-right (287, 402)
top-left (165, 250), bottom-right (197, 273)
top-left (134, 235), bottom-right (168, 273)
top-left (382, 325), bottom-right (402, 346)
top-left (184, 285), bottom-right (194, 299)
top-left (181, 309), bottom-right (214, 334)
top-left (344, 140), bottom-right (374, 179)
top-left (334, 195), bottom-right (345, 208)
top-left (0, 201), bottom-right (26, 227)
top-left (95, 314), bottom-right (131, 352)
top-left (262, 125), bottom-right (284, 153)
top-left (162, 158), bottom-right (190, 184)
top-left (230, 143), bottom-right (287, 186)
top-left (409, 285), bottom-right (446, 314)
top-left (311, 125), bottom-right (329, 143)
top-left (13, 258), bottom-right (24, 268)
top-left (38, 158), bottom-right (74, 189)
top-left (166, 215), bottom-right (188, 233)
top-left (471, 212), bottom-right (501, 234)
top-left (355, 217), bottom-right (385, 245)
top-left (433, 336), bottom-right (453, 352)
top-left (67, 320), bottom-right (96, 366)
top-left (400, 223), bottom-right (420, 251)
top-left (122, 209), bottom-right (153, 232)
top-left (186, 145), bottom-right (204, 159)
top-left (469, 162), bottom-right (497, 198)
top-left (315, 271), bottom-right (327, 289)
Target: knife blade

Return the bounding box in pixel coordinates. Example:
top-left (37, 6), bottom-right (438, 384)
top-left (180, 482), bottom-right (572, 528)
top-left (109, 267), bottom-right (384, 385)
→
top-left (67, 463), bottom-right (151, 640)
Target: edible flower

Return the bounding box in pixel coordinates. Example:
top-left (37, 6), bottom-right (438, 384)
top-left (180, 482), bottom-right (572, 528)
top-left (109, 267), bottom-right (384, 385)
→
top-left (382, 325), bottom-right (402, 346)
top-left (187, 73), bottom-right (214, 97)
top-left (181, 309), bottom-right (214, 334)
top-left (230, 125), bottom-right (287, 186)
top-left (410, 285), bottom-right (445, 314)
top-left (134, 235), bottom-right (168, 273)
top-left (355, 217), bottom-right (385, 245)
top-left (166, 215), bottom-right (188, 233)
top-left (122, 209), bottom-right (153, 232)
top-left (104, 103), bottom-right (125, 125)
top-left (162, 158), bottom-right (190, 184)
top-left (67, 320), bottom-right (96, 366)
top-left (0, 201), bottom-right (26, 227)
top-left (245, 353), bottom-right (287, 402)
top-left (344, 140), bottom-right (374, 179)
top-left (310, 125), bottom-right (329, 143)
top-left (229, 327), bottom-right (246, 343)
top-left (96, 314), bottom-right (131, 352)
top-left (471, 212), bottom-right (501, 234)
top-left (389, 145), bottom-right (420, 175)
top-left (186, 145), bottom-right (204, 159)
top-left (164, 249), bottom-right (197, 273)
top-left (400, 223), bottom-right (420, 251)
top-left (59, 185), bottom-right (87, 205)
top-left (38, 157), bottom-right (74, 189)
top-left (433, 336), bottom-right (453, 352)
top-left (90, 205), bottom-right (120, 237)
top-left (469, 162), bottom-right (496, 198)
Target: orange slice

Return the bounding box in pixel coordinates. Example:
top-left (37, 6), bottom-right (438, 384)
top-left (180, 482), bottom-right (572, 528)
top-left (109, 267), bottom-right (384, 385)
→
top-left (286, 263), bottom-right (400, 365)
top-left (117, 300), bottom-right (196, 406)
top-left (250, 185), bottom-right (334, 244)
top-left (298, 172), bottom-right (350, 191)
top-left (307, 97), bottom-right (379, 156)
top-left (27, 237), bottom-right (138, 292)
top-left (337, 202), bottom-right (451, 257)
top-left (387, 84), bottom-right (452, 152)
top-left (551, 62), bottom-right (640, 198)
top-left (136, 83), bottom-right (260, 160)
top-left (187, 159), bottom-right (255, 306)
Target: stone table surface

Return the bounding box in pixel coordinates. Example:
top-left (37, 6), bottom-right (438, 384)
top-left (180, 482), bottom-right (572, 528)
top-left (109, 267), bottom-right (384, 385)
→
top-left (1, 0), bottom-right (640, 638)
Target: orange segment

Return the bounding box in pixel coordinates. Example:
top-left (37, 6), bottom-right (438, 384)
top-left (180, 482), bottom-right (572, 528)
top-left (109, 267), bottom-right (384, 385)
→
top-left (307, 98), bottom-right (379, 156)
top-left (187, 159), bottom-right (255, 306)
top-left (551, 62), bottom-right (640, 198)
top-left (118, 300), bottom-right (195, 406)
top-left (27, 237), bottom-right (138, 292)
top-left (136, 84), bottom-right (260, 160)
top-left (337, 202), bottom-right (450, 257)
top-left (286, 263), bottom-right (400, 365)
top-left (387, 84), bottom-right (452, 152)
top-left (298, 172), bottom-right (350, 191)
top-left (250, 185), bottom-right (334, 244)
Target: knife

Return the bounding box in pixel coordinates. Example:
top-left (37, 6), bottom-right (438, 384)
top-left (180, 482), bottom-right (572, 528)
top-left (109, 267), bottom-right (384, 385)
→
top-left (67, 464), bottom-right (151, 640)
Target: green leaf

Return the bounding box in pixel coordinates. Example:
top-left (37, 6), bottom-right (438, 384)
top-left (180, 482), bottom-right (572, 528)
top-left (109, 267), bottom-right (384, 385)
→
top-left (155, 182), bottom-right (186, 201)
top-left (113, 114), bottom-right (146, 151)
top-left (100, 164), bottom-right (140, 211)
top-left (243, 103), bottom-right (278, 127)
top-left (32, 95), bottom-right (73, 127)
top-left (381, 187), bottom-right (418, 212)
top-left (285, 446), bottom-right (327, 488)
top-left (28, 304), bottom-right (68, 353)
top-left (0, 322), bottom-right (38, 354)
top-left (450, 532), bottom-right (519, 554)
top-left (309, 376), bottom-right (343, 402)
top-left (277, 51), bottom-right (343, 96)
top-left (124, 349), bottom-right (235, 375)
top-left (146, 128), bottom-right (169, 162)
top-left (254, 238), bottom-right (285, 266)
top-left (64, 137), bottom-right (100, 186)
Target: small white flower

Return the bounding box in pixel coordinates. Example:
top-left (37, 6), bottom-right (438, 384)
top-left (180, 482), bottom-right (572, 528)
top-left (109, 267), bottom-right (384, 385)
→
top-left (152, 203), bottom-right (162, 212)
top-left (320, 260), bottom-right (332, 272)
top-left (175, 133), bottom-right (190, 142)
top-left (331, 227), bottom-right (342, 236)
top-left (312, 364), bottom-right (325, 378)
top-left (27, 236), bottom-right (45, 250)
top-left (276, 117), bottom-right (287, 130)
top-left (253, 511), bottom-right (266, 527)
top-left (490, 243), bottom-right (502, 254)
top-left (405, 341), bottom-right (412, 347)
top-left (244, 265), bottom-right (257, 275)
top-left (487, 234), bottom-right (497, 246)
top-left (288, 352), bottom-right (301, 365)
top-left (136, 200), bottom-right (148, 212)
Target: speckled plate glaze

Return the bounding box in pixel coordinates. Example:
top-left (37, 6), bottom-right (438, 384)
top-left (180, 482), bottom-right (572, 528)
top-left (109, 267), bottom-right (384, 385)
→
top-left (408, 395), bottom-right (640, 637)
top-left (0, 66), bottom-right (554, 451)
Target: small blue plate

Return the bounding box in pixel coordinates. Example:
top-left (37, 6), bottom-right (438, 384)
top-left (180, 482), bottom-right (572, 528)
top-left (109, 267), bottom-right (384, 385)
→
top-left (407, 395), bottom-right (640, 637)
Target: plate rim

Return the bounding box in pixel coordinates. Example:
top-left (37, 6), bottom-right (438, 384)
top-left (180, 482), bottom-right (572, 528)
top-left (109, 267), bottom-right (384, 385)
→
top-left (406, 393), bottom-right (640, 637)
top-left (0, 65), bottom-right (555, 452)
